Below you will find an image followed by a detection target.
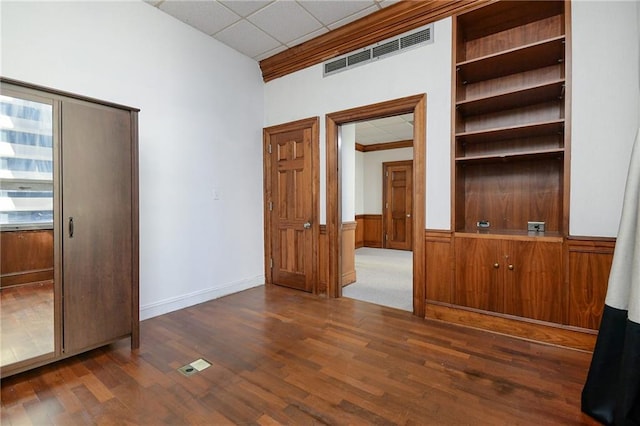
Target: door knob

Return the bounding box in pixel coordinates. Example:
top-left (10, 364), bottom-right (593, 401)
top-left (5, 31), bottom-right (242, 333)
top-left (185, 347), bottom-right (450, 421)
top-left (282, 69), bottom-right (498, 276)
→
top-left (493, 263), bottom-right (500, 269)
top-left (508, 264), bottom-right (514, 270)
top-left (406, 214), bottom-right (411, 218)
top-left (303, 222), bottom-right (311, 229)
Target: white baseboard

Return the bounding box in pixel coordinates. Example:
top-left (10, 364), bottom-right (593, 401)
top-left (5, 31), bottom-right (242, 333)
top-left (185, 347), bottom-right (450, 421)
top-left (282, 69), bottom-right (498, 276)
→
top-left (140, 275), bottom-right (265, 321)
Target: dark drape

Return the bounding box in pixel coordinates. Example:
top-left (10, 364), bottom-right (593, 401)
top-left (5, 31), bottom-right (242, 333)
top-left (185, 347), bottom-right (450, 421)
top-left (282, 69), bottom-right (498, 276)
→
top-left (582, 128), bottom-right (640, 426)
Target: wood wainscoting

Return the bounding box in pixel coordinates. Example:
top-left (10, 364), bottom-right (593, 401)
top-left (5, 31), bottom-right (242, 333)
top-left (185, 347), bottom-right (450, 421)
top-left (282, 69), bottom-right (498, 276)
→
top-left (1, 230), bottom-right (54, 287)
top-left (424, 232), bottom-right (615, 351)
top-left (319, 222), bottom-right (357, 293)
top-left (566, 237), bottom-right (615, 330)
top-left (341, 222), bottom-right (357, 286)
top-left (424, 230), bottom-right (454, 304)
top-left (355, 214), bottom-right (383, 248)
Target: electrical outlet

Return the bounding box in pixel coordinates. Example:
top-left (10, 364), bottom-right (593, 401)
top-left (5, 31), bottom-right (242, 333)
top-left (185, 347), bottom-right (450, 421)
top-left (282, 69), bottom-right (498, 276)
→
top-left (528, 221), bottom-right (545, 232)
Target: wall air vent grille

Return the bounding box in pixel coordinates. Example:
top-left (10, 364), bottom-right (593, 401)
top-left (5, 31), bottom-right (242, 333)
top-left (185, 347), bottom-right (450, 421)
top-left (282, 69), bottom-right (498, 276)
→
top-left (348, 50), bottom-right (372, 66)
top-left (323, 23), bottom-right (434, 77)
top-left (372, 40), bottom-right (399, 58)
top-left (401, 28), bottom-right (430, 49)
top-left (324, 57), bottom-right (347, 74)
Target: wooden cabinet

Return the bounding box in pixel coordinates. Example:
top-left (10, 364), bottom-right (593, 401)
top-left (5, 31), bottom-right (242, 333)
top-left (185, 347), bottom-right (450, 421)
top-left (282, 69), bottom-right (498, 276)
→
top-left (454, 235), bottom-right (563, 324)
top-left (0, 78), bottom-right (139, 377)
top-left (61, 100), bottom-right (137, 354)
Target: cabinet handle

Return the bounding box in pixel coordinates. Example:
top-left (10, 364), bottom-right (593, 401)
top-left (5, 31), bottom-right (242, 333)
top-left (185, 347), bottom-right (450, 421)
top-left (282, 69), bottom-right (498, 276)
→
top-left (508, 264), bottom-right (514, 271)
top-left (69, 217), bottom-right (74, 238)
top-left (493, 263), bottom-right (500, 269)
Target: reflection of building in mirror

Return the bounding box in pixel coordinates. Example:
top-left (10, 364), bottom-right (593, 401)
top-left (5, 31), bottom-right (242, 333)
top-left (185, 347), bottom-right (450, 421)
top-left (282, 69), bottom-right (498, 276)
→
top-left (0, 95), bottom-right (54, 229)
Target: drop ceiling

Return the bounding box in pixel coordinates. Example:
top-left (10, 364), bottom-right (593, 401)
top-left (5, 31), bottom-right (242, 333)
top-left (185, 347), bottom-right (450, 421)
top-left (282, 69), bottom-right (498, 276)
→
top-left (147, 0), bottom-right (412, 146)
top-left (146, 0), bottom-right (399, 61)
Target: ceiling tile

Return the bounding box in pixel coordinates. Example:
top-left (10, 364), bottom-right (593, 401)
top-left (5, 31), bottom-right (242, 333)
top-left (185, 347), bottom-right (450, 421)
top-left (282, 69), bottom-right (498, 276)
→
top-left (370, 116), bottom-right (406, 127)
top-left (255, 45), bottom-right (289, 61)
top-left (300, 1), bottom-right (376, 26)
top-left (327, 4), bottom-right (380, 30)
top-left (214, 20), bottom-right (282, 58)
top-left (159, 0), bottom-right (241, 35)
top-left (286, 27), bottom-right (329, 47)
top-left (378, 0), bottom-right (401, 8)
top-left (378, 123), bottom-right (413, 139)
top-left (219, 0), bottom-right (272, 18)
top-left (248, 1), bottom-right (323, 44)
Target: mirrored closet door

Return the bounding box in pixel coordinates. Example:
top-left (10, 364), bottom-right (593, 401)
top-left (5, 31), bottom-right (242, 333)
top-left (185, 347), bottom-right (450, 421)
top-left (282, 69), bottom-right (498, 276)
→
top-left (0, 90), bottom-right (58, 368)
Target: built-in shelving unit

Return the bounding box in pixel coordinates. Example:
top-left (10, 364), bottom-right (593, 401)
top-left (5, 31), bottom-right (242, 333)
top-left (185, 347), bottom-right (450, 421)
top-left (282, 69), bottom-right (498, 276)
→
top-left (453, 0), bottom-right (569, 236)
top-left (447, 1), bottom-right (571, 329)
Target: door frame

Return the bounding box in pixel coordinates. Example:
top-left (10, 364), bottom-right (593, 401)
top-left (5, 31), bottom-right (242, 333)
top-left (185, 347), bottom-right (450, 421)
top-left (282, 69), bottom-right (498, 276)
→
top-left (326, 94), bottom-right (426, 316)
top-left (263, 117), bottom-right (320, 293)
top-left (383, 160), bottom-right (413, 251)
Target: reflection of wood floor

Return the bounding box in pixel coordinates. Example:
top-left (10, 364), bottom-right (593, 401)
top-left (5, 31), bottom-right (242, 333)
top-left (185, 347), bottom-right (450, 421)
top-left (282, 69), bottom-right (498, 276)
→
top-left (2, 285), bottom-right (596, 424)
top-left (1, 281), bottom-right (54, 366)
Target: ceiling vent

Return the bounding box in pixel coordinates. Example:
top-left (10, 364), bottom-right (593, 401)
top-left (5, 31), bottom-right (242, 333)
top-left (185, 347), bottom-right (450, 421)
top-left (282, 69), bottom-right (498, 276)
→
top-left (323, 24), bottom-right (434, 77)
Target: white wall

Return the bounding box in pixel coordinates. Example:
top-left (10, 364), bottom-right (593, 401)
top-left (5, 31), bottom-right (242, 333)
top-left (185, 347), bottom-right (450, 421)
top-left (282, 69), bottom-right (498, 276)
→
top-left (355, 150), bottom-right (365, 215)
top-left (266, 5), bottom-right (640, 237)
top-left (341, 123), bottom-right (356, 221)
top-left (571, 1), bottom-right (640, 237)
top-left (265, 18), bottom-right (453, 229)
top-left (361, 148), bottom-right (414, 214)
top-left (1, 1), bottom-right (265, 319)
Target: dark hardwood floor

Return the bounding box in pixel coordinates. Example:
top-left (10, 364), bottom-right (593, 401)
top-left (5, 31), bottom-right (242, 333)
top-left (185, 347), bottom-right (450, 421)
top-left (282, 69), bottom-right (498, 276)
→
top-left (1, 285), bottom-right (599, 425)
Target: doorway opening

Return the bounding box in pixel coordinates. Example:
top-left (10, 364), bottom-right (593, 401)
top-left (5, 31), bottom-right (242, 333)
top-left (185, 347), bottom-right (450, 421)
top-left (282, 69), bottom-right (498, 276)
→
top-left (341, 116), bottom-right (415, 311)
top-left (326, 94), bottom-right (426, 317)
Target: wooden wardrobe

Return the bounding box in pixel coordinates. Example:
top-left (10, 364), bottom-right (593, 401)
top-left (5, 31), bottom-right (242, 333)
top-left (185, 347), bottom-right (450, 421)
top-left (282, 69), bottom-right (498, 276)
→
top-left (0, 78), bottom-right (139, 377)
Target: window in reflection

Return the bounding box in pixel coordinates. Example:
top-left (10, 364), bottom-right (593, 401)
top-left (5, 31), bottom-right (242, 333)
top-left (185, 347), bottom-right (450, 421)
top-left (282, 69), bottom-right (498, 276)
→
top-left (0, 93), bottom-right (55, 367)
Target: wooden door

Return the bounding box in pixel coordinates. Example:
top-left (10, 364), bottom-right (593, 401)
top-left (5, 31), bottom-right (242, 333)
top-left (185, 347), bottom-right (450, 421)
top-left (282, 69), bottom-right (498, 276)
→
top-left (383, 161), bottom-right (413, 250)
top-left (503, 240), bottom-right (562, 323)
top-left (454, 237), bottom-right (502, 312)
top-left (264, 118), bottom-right (318, 292)
top-left (61, 100), bottom-right (133, 354)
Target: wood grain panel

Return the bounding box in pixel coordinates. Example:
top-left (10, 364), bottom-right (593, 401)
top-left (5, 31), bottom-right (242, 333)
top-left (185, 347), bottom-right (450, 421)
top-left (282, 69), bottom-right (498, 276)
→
top-left (341, 222), bottom-right (357, 286)
top-left (424, 230), bottom-right (453, 304)
top-left (567, 237), bottom-right (615, 330)
top-left (458, 158), bottom-right (562, 233)
top-left (454, 237), bottom-right (500, 312)
top-left (62, 100), bottom-right (133, 355)
top-left (319, 225), bottom-right (327, 294)
top-left (362, 215), bottom-right (383, 248)
top-left (355, 216), bottom-right (364, 248)
top-left (259, 0), bottom-right (484, 82)
top-left (426, 303), bottom-right (596, 352)
top-left (1, 230), bottom-right (54, 287)
top-left (504, 240), bottom-right (562, 323)
top-left (358, 140), bottom-right (413, 152)
top-left (319, 223), bottom-right (358, 291)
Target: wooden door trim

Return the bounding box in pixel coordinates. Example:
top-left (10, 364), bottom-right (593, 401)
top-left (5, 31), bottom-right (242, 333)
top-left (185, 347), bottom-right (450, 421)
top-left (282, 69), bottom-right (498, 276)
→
top-left (263, 117), bottom-right (320, 293)
top-left (382, 160), bottom-right (413, 250)
top-left (326, 94), bottom-right (426, 317)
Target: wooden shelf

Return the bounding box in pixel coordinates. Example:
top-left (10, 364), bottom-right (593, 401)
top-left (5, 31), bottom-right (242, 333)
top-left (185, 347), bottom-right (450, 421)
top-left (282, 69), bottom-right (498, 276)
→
top-left (457, 36), bottom-right (565, 84)
top-left (456, 119), bottom-right (564, 145)
top-left (454, 231), bottom-right (564, 243)
top-left (455, 148), bottom-right (564, 164)
top-left (456, 80), bottom-right (565, 117)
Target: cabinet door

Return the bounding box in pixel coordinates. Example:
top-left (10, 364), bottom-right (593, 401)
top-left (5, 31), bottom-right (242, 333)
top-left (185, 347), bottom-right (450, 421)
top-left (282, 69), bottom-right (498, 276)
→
top-left (503, 240), bottom-right (562, 323)
top-left (61, 100), bottom-right (133, 354)
top-left (454, 238), bottom-right (502, 312)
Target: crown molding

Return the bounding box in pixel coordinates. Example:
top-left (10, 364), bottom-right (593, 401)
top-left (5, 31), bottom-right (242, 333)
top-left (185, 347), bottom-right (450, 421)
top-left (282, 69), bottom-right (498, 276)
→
top-left (356, 140), bottom-right (414, 152)
top-left (259, 0), bottom-right (489, 83)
